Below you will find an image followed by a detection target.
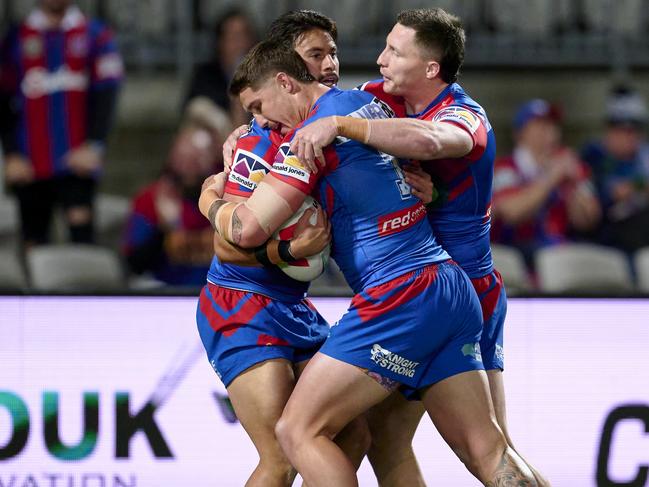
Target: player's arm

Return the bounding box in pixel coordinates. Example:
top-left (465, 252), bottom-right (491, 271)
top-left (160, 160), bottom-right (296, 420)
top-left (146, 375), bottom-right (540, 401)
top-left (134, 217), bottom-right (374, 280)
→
top-left (200, 174), bottom-right (307, 250)
top-left (290, 116), bottom-right (473, 171)
top-left (211, 206), bottom-right (330, 266)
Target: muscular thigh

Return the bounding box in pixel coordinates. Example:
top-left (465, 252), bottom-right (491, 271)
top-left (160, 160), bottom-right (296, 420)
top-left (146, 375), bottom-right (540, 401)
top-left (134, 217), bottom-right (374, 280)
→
top-left (226, 359), bottom-right (297, 452)
top-left (366, 392), bottom-right (424, 445)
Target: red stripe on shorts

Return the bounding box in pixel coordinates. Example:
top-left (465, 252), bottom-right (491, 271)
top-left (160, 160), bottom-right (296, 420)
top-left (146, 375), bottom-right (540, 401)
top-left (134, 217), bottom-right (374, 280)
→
top-left (199, 285), bottom-right (268, 337)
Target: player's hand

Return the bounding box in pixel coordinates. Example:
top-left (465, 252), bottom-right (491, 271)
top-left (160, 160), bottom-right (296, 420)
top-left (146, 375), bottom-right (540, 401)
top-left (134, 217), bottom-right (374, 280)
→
top-left (222, 124), bottom-right (249, 173)
top-left (403, 163), bottom-right (436, 205)
top-left (4, 154), bottom-right (34, 185)
top-left (289, 116), bottom-right (338, 173)
top-left (289, 207), bottom-right (331, 259)
top-left (548, 148), bottom-right (581, 185)
top-left (66, 142), bottom-right (103, 176)
top-left (201, 171), bottom-right (227, 198)
top-left (198, 173), bottom-right (227, 219)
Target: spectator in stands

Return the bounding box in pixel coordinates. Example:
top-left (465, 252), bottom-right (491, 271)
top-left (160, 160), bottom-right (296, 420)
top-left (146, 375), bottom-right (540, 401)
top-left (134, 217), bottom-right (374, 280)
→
top-left (184, 7), bottom-right (257, 131)
top-left (581, 85), bottom-right (649, 252)
top-left (122, 123), bottom-right (221, 287)
top-left (491, 99), bottom-right (601, 267)
top-left (0, 0), bottom-right (123, 247)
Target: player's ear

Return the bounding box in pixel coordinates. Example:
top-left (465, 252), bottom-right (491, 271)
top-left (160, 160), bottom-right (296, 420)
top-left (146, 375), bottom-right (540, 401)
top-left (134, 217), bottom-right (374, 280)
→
top-left (425, 61), bottom-right (440, 80)
top-left (276, 72), bottom-right (294, 93)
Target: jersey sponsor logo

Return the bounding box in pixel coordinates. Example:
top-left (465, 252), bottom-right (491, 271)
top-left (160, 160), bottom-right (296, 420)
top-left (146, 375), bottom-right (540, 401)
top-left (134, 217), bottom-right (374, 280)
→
top-left (230, 148), bottom-right (272, 190)
top-left (21, 66), bottom-right (88, 98)
top-left (272, 144), bottom-right (310, 183)
top-left (370, 344), bottom-right (419, 378)
top-left (347, 100), bottom-right (393, 121)
top-left (377, 202), bottom-right (427, 237)
top-left (433, 106), bottom-right (481, 134)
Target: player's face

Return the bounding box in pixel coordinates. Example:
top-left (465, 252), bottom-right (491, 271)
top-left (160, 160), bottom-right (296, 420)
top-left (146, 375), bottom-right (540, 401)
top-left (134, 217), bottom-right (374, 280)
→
top-left (240, 79), bottom-right (298, 134)
top-left (377, 23), bottom-right (434, 96)
top-left (294, 29), bottom-right (339, 87)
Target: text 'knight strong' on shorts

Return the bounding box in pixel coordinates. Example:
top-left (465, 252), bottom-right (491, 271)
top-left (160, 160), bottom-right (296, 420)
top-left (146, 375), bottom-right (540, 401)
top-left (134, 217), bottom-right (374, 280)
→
top-left (370, 344), bottom-right (419, 378)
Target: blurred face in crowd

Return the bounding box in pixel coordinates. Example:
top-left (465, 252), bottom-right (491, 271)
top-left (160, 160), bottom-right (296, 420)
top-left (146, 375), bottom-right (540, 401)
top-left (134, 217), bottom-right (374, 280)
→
top-left (605, 124), bottom-right (644, 160)
top-left (168, 128), bottom-right (218, 199)
top-left (517, 118), bottom-right (561, 157)
top-left (220, 15), bottom-right (256, 72)
top-left (377, 23), bottom-right (435, 97)
top-left (40, 0), bottom-right (72, 15)
top-left (252, 28), bottom-right (339, 134)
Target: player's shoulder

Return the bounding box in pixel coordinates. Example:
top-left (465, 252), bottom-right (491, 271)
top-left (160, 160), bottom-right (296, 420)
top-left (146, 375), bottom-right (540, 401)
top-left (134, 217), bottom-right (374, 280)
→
top-left (237, 119), bottom-right (282, 149)
top-left (447, 83), bottom-right (487, 115)
top-left (432, 83), bottom-right (491, 131)
top-left (316, 87), bottom-right (374, 116)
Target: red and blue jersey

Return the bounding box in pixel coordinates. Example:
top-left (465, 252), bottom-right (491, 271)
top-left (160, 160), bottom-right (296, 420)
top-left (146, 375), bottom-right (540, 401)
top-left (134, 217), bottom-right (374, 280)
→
top-left (271, 87), bottom-right (449, 294)
top-left (207, 121), bottom-right (311, 302)
top-left (0, 7), bottom-right (123, 179)
top-left (122, 180), bottom-right (211, 286)
top-left (361, 80), bottom-right (495, 278)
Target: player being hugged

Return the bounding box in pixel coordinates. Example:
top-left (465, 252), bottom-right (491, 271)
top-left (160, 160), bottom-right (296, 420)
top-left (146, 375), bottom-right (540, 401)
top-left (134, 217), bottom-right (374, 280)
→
top-left (195, 10), bottom-right (371, 487)
top-left (200, 37), bottom-right (538, 486)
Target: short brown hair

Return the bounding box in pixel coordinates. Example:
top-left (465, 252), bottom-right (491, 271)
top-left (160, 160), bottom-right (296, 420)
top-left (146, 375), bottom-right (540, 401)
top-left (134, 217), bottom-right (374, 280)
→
top-left (396, 8), bottom-right (465, 84)
top-left (229, 38), bottom-right (315, 96)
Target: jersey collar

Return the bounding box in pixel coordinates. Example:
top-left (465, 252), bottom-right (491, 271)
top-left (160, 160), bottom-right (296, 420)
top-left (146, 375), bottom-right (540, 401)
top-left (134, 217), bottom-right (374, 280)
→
top-left (407, 83), bottom-right (455, 118)
top-left (26, 6), bottom-right (86, 32)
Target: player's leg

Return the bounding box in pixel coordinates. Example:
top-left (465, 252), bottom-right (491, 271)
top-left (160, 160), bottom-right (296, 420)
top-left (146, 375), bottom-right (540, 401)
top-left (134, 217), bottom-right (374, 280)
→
top-left (366, 392), bottom-right (426, 487)
top-left (295, 359), bottom-right (372, 472)
top-left (227, 359), bottom-right (299, 486)
top-left (196, 286), bottom-right (329, 486)
top-left (14, 179), bottom-right (56, 246)
top-left (477, 270), bottom-right (550, 486)
top-left (60, 174), bottom-right (95, 243)
top-left (421, 370), bottom-right (537, 484)
top-left (276, 352), bottom-right (394, 487)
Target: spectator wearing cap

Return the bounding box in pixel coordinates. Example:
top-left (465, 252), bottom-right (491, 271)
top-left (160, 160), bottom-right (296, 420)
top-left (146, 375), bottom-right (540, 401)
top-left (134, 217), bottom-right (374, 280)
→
top-left (581, 86), bottom-right (649, 252)
top-left (491, 99), bottom-right (601, 267)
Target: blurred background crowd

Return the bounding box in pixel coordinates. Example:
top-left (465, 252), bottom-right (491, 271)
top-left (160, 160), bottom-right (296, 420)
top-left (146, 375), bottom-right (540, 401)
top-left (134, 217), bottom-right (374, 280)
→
top-left (1, 0), bottom-right (649, 296)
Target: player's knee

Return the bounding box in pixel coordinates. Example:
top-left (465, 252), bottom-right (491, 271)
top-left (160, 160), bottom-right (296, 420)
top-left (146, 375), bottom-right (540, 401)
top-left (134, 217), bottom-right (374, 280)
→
top-left (274, 414), bottom-right (301, 457)
top-left (338, 415), bottom-right (372, 459)
top-left (460, 430), bottom-right (508, 480)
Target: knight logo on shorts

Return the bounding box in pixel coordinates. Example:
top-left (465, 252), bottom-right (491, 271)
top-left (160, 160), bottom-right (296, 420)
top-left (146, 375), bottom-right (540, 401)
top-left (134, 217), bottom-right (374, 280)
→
top-left (370, 344), bottom-right (419, 378)
top-left (461, 342), bottom-right (483, 362)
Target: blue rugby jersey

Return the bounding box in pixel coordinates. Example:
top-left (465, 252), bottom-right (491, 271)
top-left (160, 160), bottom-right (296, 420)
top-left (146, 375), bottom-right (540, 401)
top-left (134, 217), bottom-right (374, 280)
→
top-left (270, 87), bottom-right (449, 293)
top-left (361, 80), bottom-right (496, 278)
top-left (206, 121), bottom-right (311, 302)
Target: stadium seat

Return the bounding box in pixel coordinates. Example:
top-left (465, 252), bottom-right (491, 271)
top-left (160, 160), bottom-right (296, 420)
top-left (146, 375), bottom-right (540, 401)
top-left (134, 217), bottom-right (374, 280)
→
top-left (535, 243), bottom-right (634, 294)
top-left (0, 196), bottom-right (19, 246)
top-left (95, 193), bottom-right (131, 248)
top-left (634, 247), bottom-right (649, 293)
top-left (26, 244), bottom-right (125, 292)
top-left (0, 245), bottom-right (27, 291)
top-left (490, 244), bottom-right (532, 295)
